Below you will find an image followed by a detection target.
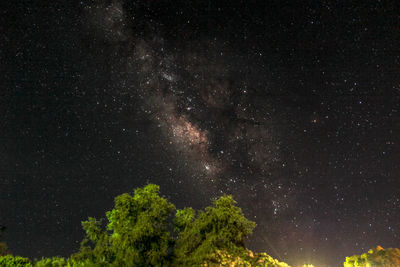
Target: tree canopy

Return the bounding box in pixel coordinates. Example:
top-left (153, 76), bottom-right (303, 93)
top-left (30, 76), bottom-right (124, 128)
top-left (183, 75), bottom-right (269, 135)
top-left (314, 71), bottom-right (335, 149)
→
top-left (72, 184), bottom-right (175, 266)
top-left (344, 246), bottom-right (400, 267)
top-left (1, 184), bottom-right (396, 266)
top-left (174, 195), bottom-right (256, 265)
top-left (71, 184), bottom-right (257, 266)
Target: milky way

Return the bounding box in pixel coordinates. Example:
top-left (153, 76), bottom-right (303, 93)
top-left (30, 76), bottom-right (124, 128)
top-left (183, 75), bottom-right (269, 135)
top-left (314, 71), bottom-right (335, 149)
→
top-left (1, 1), bottom-right (399, 266)
top-left (84, 2), bottom-right (284, 192)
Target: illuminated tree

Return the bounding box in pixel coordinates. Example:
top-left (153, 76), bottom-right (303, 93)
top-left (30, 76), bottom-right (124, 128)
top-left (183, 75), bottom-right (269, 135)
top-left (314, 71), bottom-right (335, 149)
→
top-left (71, 184), bottom-right (258, 266)
top-left (0, 184), bottom-right (292, 266)
top-left (344, 246), bottom-right (400, 267)
top-left (72, 184), bottom-right (175, 266)
top-left (174, 195), bottom-right (256, 266)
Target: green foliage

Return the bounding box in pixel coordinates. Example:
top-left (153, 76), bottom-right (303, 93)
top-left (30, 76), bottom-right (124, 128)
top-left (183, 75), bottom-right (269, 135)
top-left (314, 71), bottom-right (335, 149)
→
top-left (34, 257), bottom-right (67, 267)
top-left (0, 184), bottom-right (293, 267)
top-left (174, 207), bottom-right (195, 232)
top-left (72, 185), bottom-right (257, 266)
top-left (344, 246), bottom-right (400, 267)
top-left (192, 250), bottom-right (290, 267)
top-left (251, 252), bottom-right (291, 267)
top-left (0, 255), bottom-right (32, 267)
top-left (174, 195), bottom-right (256, 266)
top-left (72, 184), bottom-right (175, 266)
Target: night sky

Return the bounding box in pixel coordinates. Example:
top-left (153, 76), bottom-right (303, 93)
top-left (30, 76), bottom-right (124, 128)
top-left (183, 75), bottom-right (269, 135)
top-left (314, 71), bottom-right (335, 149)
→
top-left (1, 1), bottom-right (399, 266)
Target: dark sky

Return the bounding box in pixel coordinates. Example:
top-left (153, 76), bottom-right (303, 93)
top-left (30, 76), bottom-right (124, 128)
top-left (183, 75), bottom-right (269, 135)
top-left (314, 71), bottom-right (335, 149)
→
top-left (1, 1), bottom-right (399, 266)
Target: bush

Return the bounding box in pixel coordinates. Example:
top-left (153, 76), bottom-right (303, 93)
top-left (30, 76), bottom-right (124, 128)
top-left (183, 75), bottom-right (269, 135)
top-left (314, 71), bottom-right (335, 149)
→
top-left (0, 255), bottom-right (32, 267)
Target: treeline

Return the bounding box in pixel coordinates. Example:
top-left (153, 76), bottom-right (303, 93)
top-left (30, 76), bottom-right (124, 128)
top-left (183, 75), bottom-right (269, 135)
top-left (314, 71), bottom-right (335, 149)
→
top-left (0, 184), bottom-right (289, 266)
top-left (1, 185), bottom-right (399, 266)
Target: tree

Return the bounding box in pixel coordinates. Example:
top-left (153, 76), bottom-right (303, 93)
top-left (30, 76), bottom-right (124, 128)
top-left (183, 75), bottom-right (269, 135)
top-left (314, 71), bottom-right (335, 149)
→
top-left (72, 184), bottom-right (175, 266)
top-left (344, 246), bottom-right (400, 267)
top-left (0, 183), bottom-right (293, 266)
top-left (72, 185), bottom-right (257, 266)
top-left (173, 195), bottom-right (256, 266)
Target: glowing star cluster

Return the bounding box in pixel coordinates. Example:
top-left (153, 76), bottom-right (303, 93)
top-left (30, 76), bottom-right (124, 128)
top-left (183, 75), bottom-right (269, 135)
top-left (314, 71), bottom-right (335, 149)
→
top-left (149, 97), bottom-right (222, 178)
top-left (171, 118), bottom-right (207, 148)
top-left (167, 114), bottom-right (221, 177)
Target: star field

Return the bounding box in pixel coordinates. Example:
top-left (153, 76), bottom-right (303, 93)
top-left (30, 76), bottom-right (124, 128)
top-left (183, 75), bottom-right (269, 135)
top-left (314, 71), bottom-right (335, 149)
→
top-left (1, 1), bottom-right (399, 266)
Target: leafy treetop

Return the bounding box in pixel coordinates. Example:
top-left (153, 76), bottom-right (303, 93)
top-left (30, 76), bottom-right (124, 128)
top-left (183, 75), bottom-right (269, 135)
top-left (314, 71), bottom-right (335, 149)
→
top-left (344, 246), bottom-right (400, 267)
